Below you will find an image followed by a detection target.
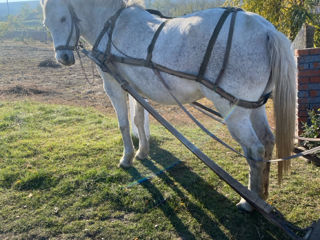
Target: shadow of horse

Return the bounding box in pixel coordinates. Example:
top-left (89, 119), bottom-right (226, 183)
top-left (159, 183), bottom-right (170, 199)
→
top-left (126, 137), bottom-right (289, 240)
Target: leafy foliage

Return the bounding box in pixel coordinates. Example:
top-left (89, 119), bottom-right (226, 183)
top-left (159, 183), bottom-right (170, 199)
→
top-left (0, 2), bottom-right (43, 38)
top-left (302, 108), bottom-right (320, 158)
top-left (146, 0), bottom-right (225, 17)
top-left (225, 0), bottom-right (320, 46)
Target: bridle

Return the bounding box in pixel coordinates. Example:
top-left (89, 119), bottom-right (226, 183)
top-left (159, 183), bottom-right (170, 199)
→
top-left (53, 3), bottom-right (97, 85)
top-left (54, 4), bottom-right (81, 52)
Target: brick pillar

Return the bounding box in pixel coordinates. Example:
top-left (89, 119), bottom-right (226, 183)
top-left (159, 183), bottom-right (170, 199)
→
top-left (296, 48), bottom-right (320, 135)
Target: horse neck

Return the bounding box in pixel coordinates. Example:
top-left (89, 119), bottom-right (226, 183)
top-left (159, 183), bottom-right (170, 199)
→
top-left (72, 0), bottom-right (125, 46)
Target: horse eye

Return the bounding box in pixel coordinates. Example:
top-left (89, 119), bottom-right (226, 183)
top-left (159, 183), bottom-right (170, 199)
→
top-left (60, 16), bottom-right (66, 23)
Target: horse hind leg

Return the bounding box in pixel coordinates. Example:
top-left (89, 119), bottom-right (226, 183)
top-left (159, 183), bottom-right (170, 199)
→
top-left (224, 110), bottom-right (266, 212)
top-left (133, 99), bottom-right (149, 160)
top-left (250, 107), bottom-right (275, 200)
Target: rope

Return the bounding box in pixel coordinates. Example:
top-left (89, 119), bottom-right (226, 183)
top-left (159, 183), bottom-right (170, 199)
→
top-left (265, 146), bottom-right (320, 163)
top-left (295, 136), bottom-right (320, 142)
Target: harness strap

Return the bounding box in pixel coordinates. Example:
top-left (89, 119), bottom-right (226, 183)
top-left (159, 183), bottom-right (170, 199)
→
top-left (89, 7), bottom-right (272, 109)
top-left (104, 7), bottom-right (126, 63)
top-left (146, 9), bottom-right (173, 19)
top-left (93, 20), bottom-right (111, 51)
top-left (197, 9), bottom-right (231, 81)
top-left (215, 8), bottom-right (240, 86)
top-left (198, 8), bottom-right (242, 85)
top-left (92, 49), bottom-right (272, 109)
top-left (91, 7), bottom-right (126, 61)
top-left (146, 20), bottom-right (168, 66)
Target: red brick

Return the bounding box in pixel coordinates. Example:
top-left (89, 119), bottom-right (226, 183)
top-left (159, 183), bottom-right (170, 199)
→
top-left (298, 77), bottom-right (310, 83)
top-left (313, 62), bottom-right (320, 69)
top-left (310, 76), bottom-right (320, 83)
top-left (295, 49), bottom-right (310, 56)
top-left (298, 84), bottom-right (308, 90)
top-left (298, 64), bottom-right (306, 71)
top-left (310, 90), bottom-right (319, 97)
top-left (298, 69), bottom-right (320, 77)
top-left (309, 48), bottom-right (320, 55)
top-left (298, 98), bottom-right (308, 104)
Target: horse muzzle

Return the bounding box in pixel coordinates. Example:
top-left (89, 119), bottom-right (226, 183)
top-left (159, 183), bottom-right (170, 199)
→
top-left (55, 50), bottom-right (75, 66)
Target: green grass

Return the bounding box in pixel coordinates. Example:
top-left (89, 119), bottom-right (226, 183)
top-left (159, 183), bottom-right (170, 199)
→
top-left (0, 101), bottom-right (319, 239)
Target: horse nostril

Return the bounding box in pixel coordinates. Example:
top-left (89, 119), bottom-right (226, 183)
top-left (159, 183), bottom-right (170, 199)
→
top-left (62, 53), bottom-right (69, 62)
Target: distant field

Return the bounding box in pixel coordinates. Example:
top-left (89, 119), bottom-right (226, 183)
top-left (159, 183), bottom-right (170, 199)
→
top-left (0, 1), bottom-right (39, 19)
top-left (0, 101), bottom-right (319, 239)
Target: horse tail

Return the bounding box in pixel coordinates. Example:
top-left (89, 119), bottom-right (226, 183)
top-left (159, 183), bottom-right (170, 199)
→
top-left (267, 30), bottom-right (296, 183)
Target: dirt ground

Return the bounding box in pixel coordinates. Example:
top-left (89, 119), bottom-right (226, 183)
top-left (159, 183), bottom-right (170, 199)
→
top-left (0, 40), bottom-right (114, 113)
top-left (0, 40), bottom-right (274, 126)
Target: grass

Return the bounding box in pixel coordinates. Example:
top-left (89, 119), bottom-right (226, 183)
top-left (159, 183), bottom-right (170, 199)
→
top-left (0, 101), bottom-right (319, 240)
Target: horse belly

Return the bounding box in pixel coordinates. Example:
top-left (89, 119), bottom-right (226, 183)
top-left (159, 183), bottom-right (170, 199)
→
top-left (120, 65), bottom-right (203, 105)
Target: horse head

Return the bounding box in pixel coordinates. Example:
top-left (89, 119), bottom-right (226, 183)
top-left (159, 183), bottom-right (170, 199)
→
top-left (41, 0), bottom-right (80, 66)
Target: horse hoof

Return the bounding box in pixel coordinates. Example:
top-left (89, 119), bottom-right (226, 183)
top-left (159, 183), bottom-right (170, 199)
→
top-left (236, 199), bottom-right (254, 212)
top-left (118, 160), bottom-right (133, 168)
top-left (135, 150), bottom-right (148, 160)
top-left (118, 154), bottom-right (134, 168)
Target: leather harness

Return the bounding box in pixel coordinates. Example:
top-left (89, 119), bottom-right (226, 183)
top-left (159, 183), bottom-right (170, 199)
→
top-left (58, 5), bottom-right (272, 109)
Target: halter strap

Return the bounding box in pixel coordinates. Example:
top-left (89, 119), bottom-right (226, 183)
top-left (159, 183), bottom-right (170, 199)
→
top-left (55, 4), bottom-right (80, 51)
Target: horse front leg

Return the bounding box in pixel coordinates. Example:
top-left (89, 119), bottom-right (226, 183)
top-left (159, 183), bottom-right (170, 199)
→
top-left (99, 70), bottom-right (135, 168)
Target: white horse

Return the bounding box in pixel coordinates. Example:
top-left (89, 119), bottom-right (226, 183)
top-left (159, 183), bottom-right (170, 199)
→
top-left (41, 0), bottom-right (296, 212)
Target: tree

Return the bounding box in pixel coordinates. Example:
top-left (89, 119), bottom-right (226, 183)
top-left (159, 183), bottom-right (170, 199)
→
top-left (147, 0), bottom-right (224, 17)
top-left (0, 15), bottom-right (23, 38)
top-left (225, 0), bottom-right (320, 46)
top-left (0, 21), bottom-right (9, 37)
